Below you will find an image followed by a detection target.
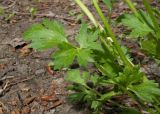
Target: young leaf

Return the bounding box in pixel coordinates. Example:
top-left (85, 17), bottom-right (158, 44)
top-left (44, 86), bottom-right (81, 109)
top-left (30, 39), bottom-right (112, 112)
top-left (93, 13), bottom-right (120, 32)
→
top-left (129, 80), bottom-right (160, 102)
top-left (42, 19), bottom-right (66, 36)
top-left (75, 23), bottom-right (101, 50)
top-left (51, 23), bottom-right (102, 69)
top-left (141, 36), bottom-right (157, 56)
top-left (90, 75), bottom-right (100, 86)
top-left (121, 14), bottom-right (153, 37)
top-left (102, 0), bottom-right (112, 11)
top-left (52, 47), bottom-right (77, 69)
top-left (114, 66), bottom-right (144, 92)
top-left (23, 20), bottom-right (67, 50)
top-left (65, 70), bottom-right (86, 86)
top-left (77, 49), bottom-right (93, 66)
top-left (68, 92), bottom-right (86, 104)
top-left (121, 107), bottom-right (141, 114)
top-left (99, 91), bottom-right (115, 101)
top-left (139, 10), bottom-right (154, 30)
top-left (91, 101), bottom-right (102, 111)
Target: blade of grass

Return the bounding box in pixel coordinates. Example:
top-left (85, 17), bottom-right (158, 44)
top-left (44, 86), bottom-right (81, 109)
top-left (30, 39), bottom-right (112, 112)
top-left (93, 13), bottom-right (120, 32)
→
top-left (74, 0), bottom-right (98, 27)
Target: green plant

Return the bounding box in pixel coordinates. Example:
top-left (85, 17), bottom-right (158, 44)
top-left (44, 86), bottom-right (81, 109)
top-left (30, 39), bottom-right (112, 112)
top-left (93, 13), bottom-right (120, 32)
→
top-left (119, 0), bottom-right (160, 59)
top-left (23, 0), bottom-right (160, 113)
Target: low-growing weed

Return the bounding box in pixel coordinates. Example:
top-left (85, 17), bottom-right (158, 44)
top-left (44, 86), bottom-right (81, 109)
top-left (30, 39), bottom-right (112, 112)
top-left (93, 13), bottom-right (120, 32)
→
top-left (23, 0), bottom-right (160, 113)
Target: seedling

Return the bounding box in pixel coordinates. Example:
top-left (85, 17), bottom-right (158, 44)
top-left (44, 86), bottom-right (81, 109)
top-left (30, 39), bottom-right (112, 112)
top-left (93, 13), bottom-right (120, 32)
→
top-left (23, 0), bottom-right (160, 113)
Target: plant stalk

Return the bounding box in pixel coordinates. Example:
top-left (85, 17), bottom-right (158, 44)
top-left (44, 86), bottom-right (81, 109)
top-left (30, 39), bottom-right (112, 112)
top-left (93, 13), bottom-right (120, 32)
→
top-left (142, 0), bottom-right (160, 35)
top-left (123, 0), bottom-right (139, 18)
top-left (92, 0), bottom-right (134, 68)
top-left (74, 0), bottom-right (98, 27)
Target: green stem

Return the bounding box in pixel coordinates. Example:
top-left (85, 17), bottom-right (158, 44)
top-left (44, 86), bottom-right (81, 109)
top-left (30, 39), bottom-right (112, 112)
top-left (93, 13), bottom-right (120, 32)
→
top-left (143, 0), bottom-right (160, 34)
top-left (74, 0), bottom-right (98, 27)
top-left (92, 0), bottom-right (134, 68)
top-left (85, 85), bottom-right (102, 97)
top-left (123, 0), bottom-right (140, 18)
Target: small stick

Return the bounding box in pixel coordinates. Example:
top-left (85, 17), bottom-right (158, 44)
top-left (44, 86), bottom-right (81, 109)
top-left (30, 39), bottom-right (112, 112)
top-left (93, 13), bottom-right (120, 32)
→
top-left (0, 81), bottom-right (9, 96)
top-left (14, 11), bottom-right (76, 22)
top-left (7, 76), bottom-right (35, 87)
top-left (0, 76), bottom-right (14, 81)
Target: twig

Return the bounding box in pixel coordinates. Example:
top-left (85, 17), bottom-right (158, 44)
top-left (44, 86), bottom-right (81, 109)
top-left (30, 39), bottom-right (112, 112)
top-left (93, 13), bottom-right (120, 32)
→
top-left (7, 76), bottom-right (35, 87)
top-left (0, 81), bottom-right (9, 96)
top-left (0, 76), bottom-right (35, 97)
top-left (0, 68), bottom-right (14, 78)
top-left (0, 101), bottom-right (9, 112)
top-left (0, 76), bottom-right (14, 81)
top-left (14, 11), bottom-right (76, 22)
top-left (3, 81), bottom-right (9, 90)
top-left (17, 92), bottom-right (24, 108)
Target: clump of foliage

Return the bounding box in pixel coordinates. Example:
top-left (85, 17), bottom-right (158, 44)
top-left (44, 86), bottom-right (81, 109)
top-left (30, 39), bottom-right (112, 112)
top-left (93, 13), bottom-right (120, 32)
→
top-left (119, 0), bottom-right (160, 59)
top-left (23, 0), bottom-right (160, 113)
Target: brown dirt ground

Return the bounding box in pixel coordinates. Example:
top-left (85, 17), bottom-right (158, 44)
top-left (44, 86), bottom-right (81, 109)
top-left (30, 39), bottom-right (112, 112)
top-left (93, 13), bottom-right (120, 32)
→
top-left (0, 0), bottom-right (91, 114)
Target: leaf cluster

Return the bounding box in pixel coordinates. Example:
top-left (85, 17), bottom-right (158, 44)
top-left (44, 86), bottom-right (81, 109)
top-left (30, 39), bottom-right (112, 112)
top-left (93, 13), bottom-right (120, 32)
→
top-left (24, 20), bottom-right (101, 69)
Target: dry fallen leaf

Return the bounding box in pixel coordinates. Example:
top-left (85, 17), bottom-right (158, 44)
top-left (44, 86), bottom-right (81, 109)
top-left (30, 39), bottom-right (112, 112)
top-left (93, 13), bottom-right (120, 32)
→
top-left (9, 38), bottom-right (26, 49)
top-left (111, 12), bottom-right (118, 19)
top-left (20, 45), bottom-right (32, 57)
top-left (0, 107), bottom-right (3, 114)
top-left (0, 64), bottom-right (5, 70)
top-left (46, 65), bottom-right (56, 76)
top-left (18, 83), bottom-right (31, 92)
top-left (23, 96), bottom-right (35, 105)
top-left (47, 100), bottom-right (63, 110)
top-left (40, 101), bottom-right (48, 107)
top-left (11, 109), bottom-right (20, 114)
top-left (41, 95), bottom-right (58, 102)
top-left (9, 100), bottom-right (18, 106)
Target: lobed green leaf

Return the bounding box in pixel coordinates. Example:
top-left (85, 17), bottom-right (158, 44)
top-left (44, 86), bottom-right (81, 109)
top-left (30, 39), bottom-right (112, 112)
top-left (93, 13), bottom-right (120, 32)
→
top-left (23, 19), bottom-right (67, 50)
top-left (121, 14), bottom-right (153, 37)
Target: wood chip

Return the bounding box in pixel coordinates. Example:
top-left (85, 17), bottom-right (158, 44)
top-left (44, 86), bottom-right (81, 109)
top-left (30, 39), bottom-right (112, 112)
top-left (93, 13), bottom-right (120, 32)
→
top-left (46, 65), bottom-right (56, 76)
top-left (20, 45), bottom-right (32, 57)
top-left (9, 38), bottom-right (26, 48)
top-left (41, 95), bottom-right (58, 102)
top-left (40, 101), bottom-right (48, 107)
top-left (10, 100), bottom-right (18, 106)
top-left (0, 64), bottom-right (5, 70)
top-left (47, 100), bottom-right (63, 110)
top-left (0, 107), bottom-right (3, 114)
top-left (18, 83), bottom-right (31, 92)
top-left (23, 96), bottom-right (35, 105)
top-left (21, 106), bottom-right (30, 114)
top-left (11, 109), bottom-right (20, 114)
